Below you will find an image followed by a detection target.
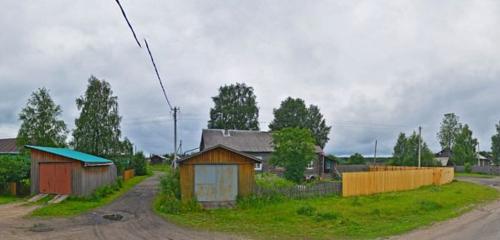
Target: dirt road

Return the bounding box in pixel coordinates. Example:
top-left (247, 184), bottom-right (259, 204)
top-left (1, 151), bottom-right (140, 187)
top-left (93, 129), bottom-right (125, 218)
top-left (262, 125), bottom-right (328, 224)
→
top-left (0, 173), bottom-right (243, 240)
top-left (393, 176), bottom-right (500, 240)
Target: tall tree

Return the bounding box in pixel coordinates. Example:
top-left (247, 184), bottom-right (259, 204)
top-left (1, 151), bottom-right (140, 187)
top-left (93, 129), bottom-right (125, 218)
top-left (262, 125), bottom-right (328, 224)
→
top-left (306, 105), bottom-right (332, 148)
top-left (269, 97), bottom-right (331, 148)
top-left (437, 113), bottom-right (462, 150)
top-left (347, 153), bottom-right (365, 164)
top-left (270, 128), bottom-right (316, 183)
top-left (491, 121), bottom-right (500, 166)
top-left (391, 131), bottom-right (436, 166)
top-left (72, 76), bottom-right (130, 156)
top-left (451, 124), bottom-right (477, 166)
top-left (17, 88), bottom-right (68, 148)
top-left (208, 83), bottom-right (259, 130)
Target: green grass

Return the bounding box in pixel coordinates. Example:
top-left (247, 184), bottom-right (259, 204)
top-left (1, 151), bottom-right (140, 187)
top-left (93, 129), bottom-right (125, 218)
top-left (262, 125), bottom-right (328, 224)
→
top-left (156, 181), bottom-right (499, 240)
top-left (0, 195), bottom-right (21, 205)
top-left (455, 172), bottom-right (495, 178)
top-left (31, 175), bottom-right (148, 217)
top-left (149, 163), bottom-right (171, 172)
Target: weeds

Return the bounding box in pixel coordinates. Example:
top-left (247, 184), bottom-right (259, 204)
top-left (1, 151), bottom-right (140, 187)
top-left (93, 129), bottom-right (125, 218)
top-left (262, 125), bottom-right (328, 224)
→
top-left (297, 205), bottom-right (317, 216)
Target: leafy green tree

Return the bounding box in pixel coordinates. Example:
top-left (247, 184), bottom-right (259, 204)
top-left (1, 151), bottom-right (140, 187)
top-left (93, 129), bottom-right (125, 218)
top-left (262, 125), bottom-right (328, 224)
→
top-left (491, 121), bottom-right (500, 166)
top-left (17, 88), bottom-right (68, 149)
top-left (451, 124), bottom-right (477, 166)
top-left (391, 131), bottom-right (436, 166)
top-left (269, 97), bottom-right (331, 148)
top-left (208, 83), bottom-right (259, 130)
top-left (306, 105), bottom-right (332, 148)
top-left (347, 153), bottom-right (365, 164)
top-left (270, 128), bottom-right (316, 183)
top-left (437, 113), bottom-right (462, 150)
top-left (72, 76), bottom-right (131, 156)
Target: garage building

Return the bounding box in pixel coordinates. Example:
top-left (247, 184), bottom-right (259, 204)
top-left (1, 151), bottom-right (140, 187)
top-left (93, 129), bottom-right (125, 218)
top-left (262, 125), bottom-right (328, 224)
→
top-left (27, 145), bottom-right (117, 196)
top-left (177, 144), bottom-right (261, 207)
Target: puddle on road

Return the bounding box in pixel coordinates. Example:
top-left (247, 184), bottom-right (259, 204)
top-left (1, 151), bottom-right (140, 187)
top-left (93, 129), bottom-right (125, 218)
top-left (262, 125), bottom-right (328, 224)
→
top-left (103, 213), bottom-right (124, 221)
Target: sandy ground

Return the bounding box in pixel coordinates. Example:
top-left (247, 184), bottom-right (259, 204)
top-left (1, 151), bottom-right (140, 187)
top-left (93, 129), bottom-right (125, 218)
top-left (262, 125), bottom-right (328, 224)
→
top-left (0, 173), bottom-right (244, 240)
top-left (392, 176), bottom-right (500, 240)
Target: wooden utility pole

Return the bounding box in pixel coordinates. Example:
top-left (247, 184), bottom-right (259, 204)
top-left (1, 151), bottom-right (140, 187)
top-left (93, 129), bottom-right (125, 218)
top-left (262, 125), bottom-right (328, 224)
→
top-left (373, 140), bottom-right (378, 164)
top-left (173, 107), bottom-right (179, 168)
top-left (418, 126), bottom-right (422, 168)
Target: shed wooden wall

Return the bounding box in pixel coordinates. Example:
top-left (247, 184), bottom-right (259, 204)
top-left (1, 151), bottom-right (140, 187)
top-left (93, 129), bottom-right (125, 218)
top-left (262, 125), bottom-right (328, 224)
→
top-left (179, 148), bottom-right (256, 202)
top-left (30, 149), bottom-right (117, 196)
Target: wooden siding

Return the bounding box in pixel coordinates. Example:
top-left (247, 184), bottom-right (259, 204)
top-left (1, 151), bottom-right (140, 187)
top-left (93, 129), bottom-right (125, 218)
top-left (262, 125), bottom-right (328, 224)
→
top-left (179, 147), bottom-right (256, 202)
top-left (30, 149), bottom-right (117, 196)
top-left (342, 167), bottom-right (454, 197)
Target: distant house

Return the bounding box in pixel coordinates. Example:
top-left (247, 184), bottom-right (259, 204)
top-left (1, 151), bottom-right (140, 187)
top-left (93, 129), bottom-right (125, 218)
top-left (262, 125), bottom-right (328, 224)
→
top-left (149, 154), bottom-right (166, 165)
top-left (199, 129), bottom-right (325, 178)
top-left (434, 148), bottom-right (492, 166)
top-left (0, 138), bottom-right (19, 155)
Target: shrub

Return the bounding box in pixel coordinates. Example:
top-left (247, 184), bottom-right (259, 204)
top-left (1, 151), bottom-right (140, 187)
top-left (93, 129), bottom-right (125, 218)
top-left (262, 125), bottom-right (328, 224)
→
top-left (89, 179), bottom-right (123, 200)
top-left (297, 205), bottom-right (316, 216)
top-left (255, 173), bottom-right (295, 189)
top-left (130, 152), bottom-right (148, 176)
top-left (0, 155), bottom-right (30, 193)
top-left (160, 167), bottom-right (180, 199)
top-left (464, 162), bottom-right (472, 173)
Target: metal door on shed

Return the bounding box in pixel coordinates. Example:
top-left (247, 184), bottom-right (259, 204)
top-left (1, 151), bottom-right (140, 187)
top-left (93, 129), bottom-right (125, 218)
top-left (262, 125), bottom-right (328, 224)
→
top-left (194, 165), bottom-right (238, 202)
top-left (39, 163), bottom-right (72, 195)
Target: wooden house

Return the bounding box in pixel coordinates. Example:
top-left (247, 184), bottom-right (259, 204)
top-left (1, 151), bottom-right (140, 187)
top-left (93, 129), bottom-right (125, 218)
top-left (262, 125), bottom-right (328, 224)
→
top-left (177, 144), bottom-right (261, 207)
top-left (27, 145), bottom-right (117, 196)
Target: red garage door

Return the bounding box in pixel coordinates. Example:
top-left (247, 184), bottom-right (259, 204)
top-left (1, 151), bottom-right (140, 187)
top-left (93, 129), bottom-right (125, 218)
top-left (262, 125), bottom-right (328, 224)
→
top-left (39, 163), bottom-right (72, 195)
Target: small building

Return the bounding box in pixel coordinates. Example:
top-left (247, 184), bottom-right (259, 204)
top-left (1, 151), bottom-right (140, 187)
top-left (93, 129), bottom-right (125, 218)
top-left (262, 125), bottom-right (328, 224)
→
top-left (149, 154), bottom-right (166, 165)
top-left (177, 144), bottom-right (261, 207)
top-left (0, 138), bottom-right (19, 155)
top-left (200, 129), bottom-right (325, 178)
top-left (27, 145), bottom-right (117, 196)
top-left (435, 148), bottom-right (453, 166)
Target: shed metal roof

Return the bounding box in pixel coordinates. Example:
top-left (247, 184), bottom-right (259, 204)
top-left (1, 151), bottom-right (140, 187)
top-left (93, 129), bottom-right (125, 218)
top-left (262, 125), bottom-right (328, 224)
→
top-left (26, 145), bottom-right (113, 165)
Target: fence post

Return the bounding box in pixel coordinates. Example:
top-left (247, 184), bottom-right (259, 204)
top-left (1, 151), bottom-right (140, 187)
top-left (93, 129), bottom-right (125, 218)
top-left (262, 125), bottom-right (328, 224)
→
top-left (9, 182), bottom-right (16, 196)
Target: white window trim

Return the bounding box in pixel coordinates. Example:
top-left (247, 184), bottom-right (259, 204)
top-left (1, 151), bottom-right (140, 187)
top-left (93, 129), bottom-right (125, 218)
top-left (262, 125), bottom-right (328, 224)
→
top-left (255, 156), bottom-right (263, 170)
top-left (306, 161), bottom-right (314, 170)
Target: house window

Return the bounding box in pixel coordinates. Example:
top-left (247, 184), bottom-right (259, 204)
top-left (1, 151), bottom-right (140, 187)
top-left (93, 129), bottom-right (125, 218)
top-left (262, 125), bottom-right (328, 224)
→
top-left (255, 156), bottom-right (263, 170)
top-left (306, 161), bottom-right (314, 169)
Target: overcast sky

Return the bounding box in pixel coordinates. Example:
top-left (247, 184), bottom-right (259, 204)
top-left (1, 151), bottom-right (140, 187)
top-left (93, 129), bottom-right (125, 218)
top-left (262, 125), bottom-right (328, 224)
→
top-left (1, 0), bottom-right (500, 156)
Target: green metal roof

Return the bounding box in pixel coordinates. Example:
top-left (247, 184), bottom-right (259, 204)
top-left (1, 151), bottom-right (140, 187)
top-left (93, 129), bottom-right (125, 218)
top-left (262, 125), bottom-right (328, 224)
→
top-left (26, 145), bottom-right (113, 165)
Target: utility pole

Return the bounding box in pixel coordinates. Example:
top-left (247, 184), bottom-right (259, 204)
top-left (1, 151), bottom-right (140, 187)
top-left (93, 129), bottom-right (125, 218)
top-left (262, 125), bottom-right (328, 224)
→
top-left (373, 140), bottom-right (378, 164)
top-left (418, 126), bottom-right (422, 168)
top-left (173, 107), bottom-right (179, 168)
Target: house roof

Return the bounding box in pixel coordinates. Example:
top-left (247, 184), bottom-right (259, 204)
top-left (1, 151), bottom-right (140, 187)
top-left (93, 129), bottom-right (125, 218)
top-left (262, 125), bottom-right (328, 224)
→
top-left (201, 129), bottom-right (323, 153)
top-left (26, 145), bottom-right (113, 166)
top-left (435, 148), bottom-right (452, 158)
top-left (178, 144), bottom-right (262, 163)
top-left (0, 138), bottom-right (19, 154)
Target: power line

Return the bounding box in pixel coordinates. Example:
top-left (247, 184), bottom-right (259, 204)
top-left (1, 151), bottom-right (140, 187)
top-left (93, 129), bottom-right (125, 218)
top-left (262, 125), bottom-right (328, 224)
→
top-left (114, 0), bottom-right (142, 48)
top-left (144, 38), bottom-right (173, 110)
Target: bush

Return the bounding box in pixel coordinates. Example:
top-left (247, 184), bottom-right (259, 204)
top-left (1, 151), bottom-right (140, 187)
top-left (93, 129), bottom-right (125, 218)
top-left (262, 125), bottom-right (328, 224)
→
top-left (297, 205), bottom-right (316, 216)
top-left (0, 155), bottom-right (30, 193)
top-left (156, 166), bottom-right (201, 214)
top-left (255, 173), bottom-right (295, 189)
top-left (90, 179), bottom-right (123, 201)
top-left (130, 152), bottom-right (148, 176)
top-left (160, 167), bottom-right (180, 199)
top-left (464, 162), bottom-right (472, 173)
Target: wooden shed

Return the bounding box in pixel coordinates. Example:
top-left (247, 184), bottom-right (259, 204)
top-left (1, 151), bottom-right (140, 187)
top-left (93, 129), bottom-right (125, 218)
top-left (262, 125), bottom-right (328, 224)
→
top-left (27, 145), bottom-right (117, 196)
top-left (177, 144), bottom-right (261, 206)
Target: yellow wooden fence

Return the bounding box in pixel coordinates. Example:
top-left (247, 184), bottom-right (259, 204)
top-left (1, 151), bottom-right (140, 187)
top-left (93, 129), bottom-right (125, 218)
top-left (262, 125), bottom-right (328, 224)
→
top-left (342, 167), bottom-right (454, 197)
top-left (123, 169), bottom-right (135, 181)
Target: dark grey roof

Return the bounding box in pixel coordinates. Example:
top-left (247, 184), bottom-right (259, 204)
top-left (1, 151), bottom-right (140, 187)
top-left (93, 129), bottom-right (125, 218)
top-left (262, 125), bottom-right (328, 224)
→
top-left (177, 144), bottom-right (262, 163)
top-left (435, 148), bottom-right (452, 158)
top-left (200, 129), bottom-right (323, 153)
top-left (0, 138), bottom-right (19, 154)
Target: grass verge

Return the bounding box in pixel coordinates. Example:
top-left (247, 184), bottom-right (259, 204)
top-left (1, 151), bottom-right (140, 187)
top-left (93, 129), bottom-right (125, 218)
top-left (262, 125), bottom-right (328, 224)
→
top-left (455, 172), bottom-right (495, 178)
top-left (155, 181), bottom-right (499, 240)
top-left (31, 175), bottom-right (148, 217)
top-left (0, 195), bottom-right (21, 205)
